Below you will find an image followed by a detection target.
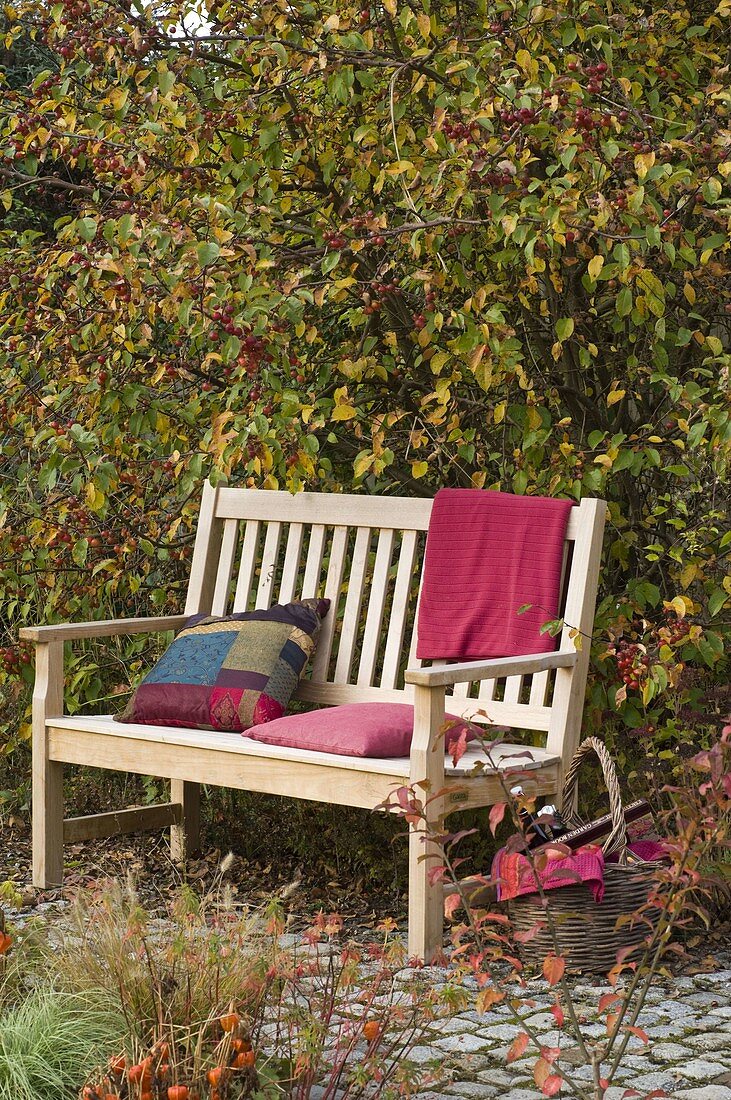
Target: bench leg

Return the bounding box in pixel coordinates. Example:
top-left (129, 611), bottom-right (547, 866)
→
top-left (170, 780), bottom-right (201, 862)
top-left (32, 641), bottom-right (65, 888)
top-left (408, 814), bottom-right (444, 962)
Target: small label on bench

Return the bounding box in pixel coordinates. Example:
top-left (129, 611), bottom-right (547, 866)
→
top-left (450, 791), bottom-right (469, 803)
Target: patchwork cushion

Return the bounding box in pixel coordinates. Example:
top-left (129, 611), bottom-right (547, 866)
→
top-left (115, 599), bottom-right (329, 732)
top-left (246, 702), bottom-right (474, 758)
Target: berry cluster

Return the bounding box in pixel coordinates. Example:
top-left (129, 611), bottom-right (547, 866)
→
top-left (1, 644), bottom-right (32, 674)
top-left (615, 640), bottom-right (651, 691)
top-left (497, 106), bottom-right (538, 126)
top-left (443, 118), bottom-right (478, 142)
top-left (659, 612), bottom-right (691, 646)
top-left (324, 230), bottom-right (347, 250)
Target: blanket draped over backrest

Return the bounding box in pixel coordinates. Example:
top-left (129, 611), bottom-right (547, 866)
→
top-left (416, 489), bottom-right (574, 660)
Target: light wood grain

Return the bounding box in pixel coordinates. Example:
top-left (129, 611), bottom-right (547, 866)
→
top-left (405, 650), bottom-right (577, 688)
top-left (302, 524), bottom-right (326, 597)
top-left (255, 522), bottom-right (283, 609)
top-left (170, 779), bottom-right (201, 861)
top-left (216, 487), bottom-right (433, 530)
top-left (279, 523), bottom-right (305, 603)
top-left (408, 684), bottom-right (447, 962)
top-left (311, 525), bottom-right (349, 680)
top-left (357, 528), bottom-right (395, 686)
top-left (185, 479), bottom-right (224, 616)
top-left (64, 802), bottom-right (181, 843)
top-left (547, 497), bottom-right (607, 796)
top-left (32, 641), bottom-right (64, 887)
top-left (232, 520), bottom-right (260, 612)
top-left (333, 526), bottom-right (371, 683)
top-left (20, 616), bottom-right (187, 643)
top-left (211, 519), bottom-right (239, 615)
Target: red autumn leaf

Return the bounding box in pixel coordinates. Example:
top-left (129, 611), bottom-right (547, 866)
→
top-left (475, 987), bottom-right (505, 1013)
top-left (489, 801), bottom-right (507, 835)
top-left (542, 953), bottom-right (566, 986)
top-left (550, 1001), bottom-right (564, 1028)
top-left (506, 1032), bottom-right (530, 1063)
top-left (534, 1056), bottom-right (552, 1087)
top-left (444, 892), bottom-right (462, 920)
top-left (626, 1025), bottom-right (650, 1044)
top-left (542, 1075), bottom-right (563, 1097)
top-left (621, 1090), bottom-right (641, 1098)
top-left (450, 727), bottom-right (469, 767)
top-left (541, 1046), bottom-right (561, 1064)
top-left (427, 864), bottom-right (447, 886)
top-left (598, 992), bottom-right (622, 1013)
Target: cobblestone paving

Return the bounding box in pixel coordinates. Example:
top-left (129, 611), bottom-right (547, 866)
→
top-left (393, 957), bottom-right (731, 1100)
top-left (9, 901), bottom-right (731, 1099)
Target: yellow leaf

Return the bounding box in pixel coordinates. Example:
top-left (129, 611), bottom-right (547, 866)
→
top-left (323, 13), bottom-right (339, 30)
top-left (664, 595), bottom-right (690, 619)
top-left (587, 254), bottom-right (604, 281)
top-left (607, 389), bottom-right (625, 406)
top-left (501, 214), bottom-right (518, 238)
top-left (417, 11), bottom-right (430, 37)
top-left (493, 402), bottom-right (506, 425)
top-left (594, 454), bottom-right (613, 468)
top-left (354, 451), bottom-right (375, 478)
top-left (331, 404), bottom-right (357, 421)
top-left (683, 282), bottom-right (696, 306)
top-left (680, 563), bottom-right (698, 589)
top-left (411, 460), bottom-right (429, 479)
top-left (634, 151), bottom-right (655, 178)
top-left (385, 160), bottom-right (415, 175)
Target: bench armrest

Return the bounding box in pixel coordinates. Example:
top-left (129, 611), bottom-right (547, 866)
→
top-left (404, 650), bottom-right (577, 688)
top-left (19, 615), bottom-right (188, 644)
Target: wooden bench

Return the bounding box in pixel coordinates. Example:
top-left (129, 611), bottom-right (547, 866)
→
top-left (21, 483), bottom-right (606, 960)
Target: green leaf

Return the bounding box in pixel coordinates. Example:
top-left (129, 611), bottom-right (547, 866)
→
top-left (72, 538), bottom-right (89, 566)
top-left (196, 241), bottom-right (220, 267)
top-left (556, 317), bottom-right (574, 341)
top-left (708, 589), bottom-right (728, 618)
top-left (77, 217), bottom-right (98, 242)
top-left (616, 287), bottom-right (632, 317)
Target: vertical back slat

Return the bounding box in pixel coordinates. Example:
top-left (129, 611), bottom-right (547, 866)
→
top-left (232, 520), bottom-right (260, 612)
top-left (210, 519), bottom-right (239, 616)
top-left (380, 530), bottom-right (418, 689)
top-left (279, 524), bottom-right (305, 604)
top-left (478, 678), bottom-right (497, 704)
top-left (255, 522), bottom-right (282, 608)
top-left (184, 480), bottom-right (225, 616)
top-left (357, 529), bottom-right (395, 686)
top-left (311, 526), bottom-right (349, 680)
top-left (406, 555), bottom-right (426, 670)
top-left (302, 524), bottom-right (326, 596)
top-left (503, 675), bottom-right (524, 705)
top-left (334, 526), bottom-right (371, 683)
top-left (529, 670), bottom-right (550, 707)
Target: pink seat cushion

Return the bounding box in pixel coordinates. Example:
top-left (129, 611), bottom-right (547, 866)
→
top-left (245, 702), bottom-right (473, 758)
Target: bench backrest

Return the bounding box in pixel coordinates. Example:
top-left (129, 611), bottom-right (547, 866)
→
top-left (183, 484), bottom-right (606, 743)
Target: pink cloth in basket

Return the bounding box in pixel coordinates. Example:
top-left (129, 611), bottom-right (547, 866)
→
top-left (493, 844), bottom-right (606, 903)
top-left (416, 489), bottom-right (574, 660)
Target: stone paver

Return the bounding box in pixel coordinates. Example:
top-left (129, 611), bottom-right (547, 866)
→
top-left (399, 950), bottom-right (731, 1099)
top-left (7, 895), bottom-right (731, 1100)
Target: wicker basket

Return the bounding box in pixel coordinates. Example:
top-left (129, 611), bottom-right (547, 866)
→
top-left (509, 737), bottom-right (661, 974)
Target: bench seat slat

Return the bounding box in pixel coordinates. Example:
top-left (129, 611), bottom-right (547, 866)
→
top-left (47, 715), bottom-right (559, 777)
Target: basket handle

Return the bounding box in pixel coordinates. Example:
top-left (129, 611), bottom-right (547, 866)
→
top-left (561, 737), bottom-right (627, 857)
